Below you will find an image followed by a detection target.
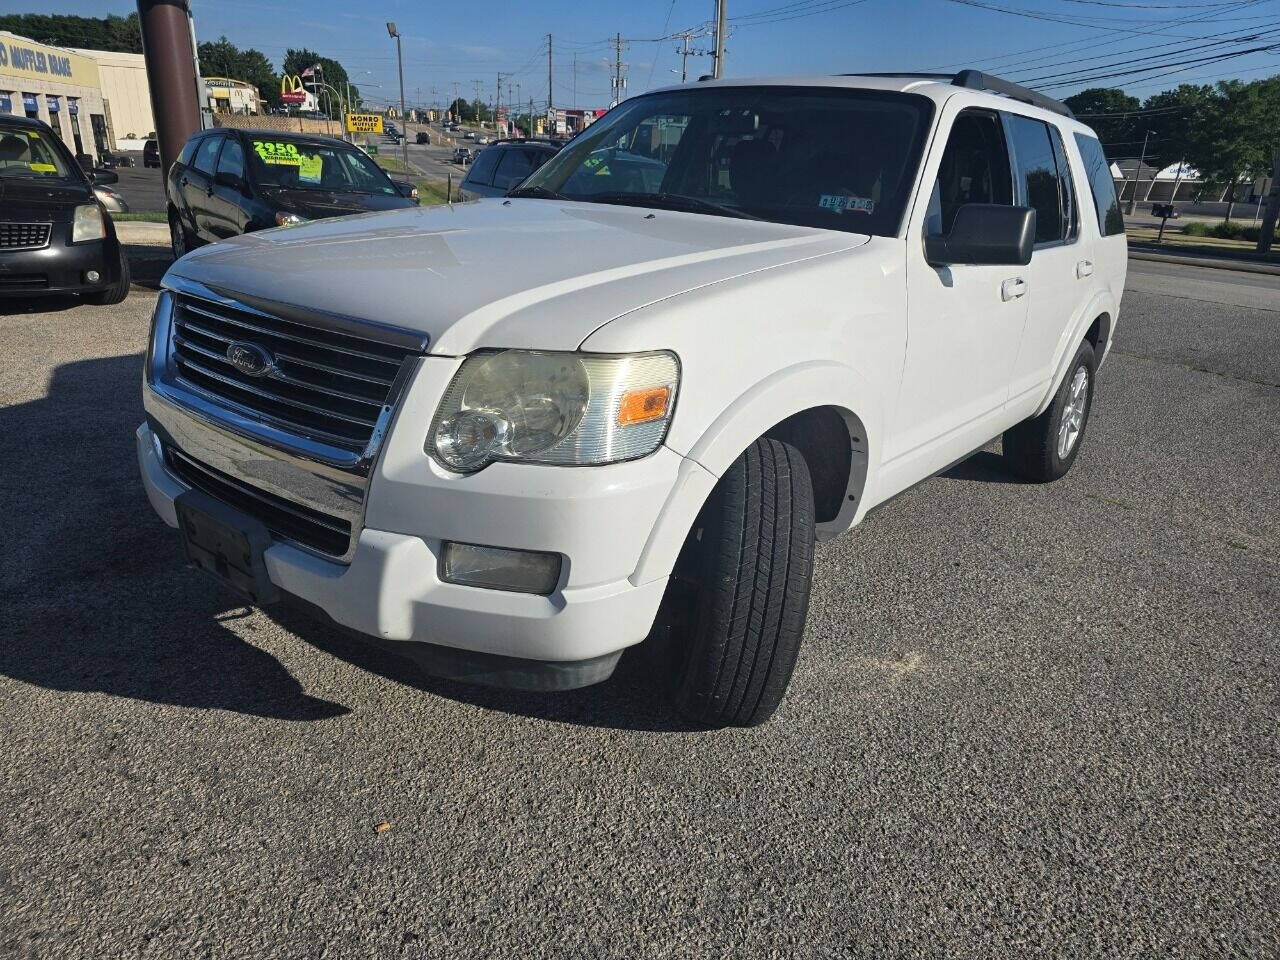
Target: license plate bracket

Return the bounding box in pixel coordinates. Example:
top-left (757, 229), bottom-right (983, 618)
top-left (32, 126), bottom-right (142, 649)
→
top-left (176, 490), bottom-right (281, 605)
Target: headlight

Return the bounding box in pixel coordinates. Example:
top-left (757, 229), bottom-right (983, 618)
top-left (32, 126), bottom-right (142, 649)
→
top-left (274, 212), bottom-right (308, 227)
top-left (71, 204), bottom-right (105, 243)
top-left (429, 350), bottom-right (679, 473)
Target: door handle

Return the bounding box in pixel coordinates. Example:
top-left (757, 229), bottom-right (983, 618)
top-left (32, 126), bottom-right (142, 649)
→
top-left (1001, 277), bottom-right (1027, 302)
top-left (1076, 259), bottom-right (1094, 278)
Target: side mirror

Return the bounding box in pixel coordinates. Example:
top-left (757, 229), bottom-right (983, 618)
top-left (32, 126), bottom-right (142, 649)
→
top-left (214, 171), bottom-right (246, 192)
top-left (925, 203), bottom-right (1035, 267)
top-left (392, 179), bottom-right (419, 200)
top-left (91, 168), bottom-right (119, 185)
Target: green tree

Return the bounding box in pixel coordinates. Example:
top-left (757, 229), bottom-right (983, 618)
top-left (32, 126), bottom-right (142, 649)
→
top-left (198, 36), bottom-right (281, 111)
top-left (282, 49), bottom-right (356, 119)
top-left (1197, 78), bottom-right (1280, 219)
top-left (0, 12), bottom-right (142, 52)
top-left (1063, 88), bottom-right (1140, 155)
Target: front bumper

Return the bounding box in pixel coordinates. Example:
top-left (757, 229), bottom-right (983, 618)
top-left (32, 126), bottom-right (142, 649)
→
top-left (138, 413), bottom-right (705, 686)
top-left (0, 226), bottom-right (114, 296)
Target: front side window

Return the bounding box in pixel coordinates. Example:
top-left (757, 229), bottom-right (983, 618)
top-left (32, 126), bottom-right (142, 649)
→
top-left (924, 109), bottom-right (1013, 237)
top-left (1074, 133), bottom-right (1124, 236)
top-left (1006, 114), bottom-right (1075, 246)
top-left (191, 136), bottom-right (222, 176)
top-left (491, 148), bottom-right (536, 192)
top-left (466, 147), bottom-right (501, 186)
top-left (216, 137), bottom-right (246, 180)
top-left (518, 86), bottom-right (934, 236)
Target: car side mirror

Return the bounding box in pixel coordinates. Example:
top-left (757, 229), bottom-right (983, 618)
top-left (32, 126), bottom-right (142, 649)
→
top-left (925, 203), bottom-right (1035, 267)
top-left (392, 179), bottom-right (419, 200)
top-left (91, 168), bottom-right (119, 185)
top-left (214, 171), bottom-right (246, 192)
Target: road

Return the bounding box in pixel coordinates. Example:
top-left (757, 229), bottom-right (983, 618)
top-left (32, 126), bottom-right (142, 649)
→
top-left (1, 258), bottom-right (1276, 957)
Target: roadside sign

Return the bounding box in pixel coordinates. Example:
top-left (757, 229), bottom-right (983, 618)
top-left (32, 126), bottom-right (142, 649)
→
top-left (346, 113), bottom-right (384, 134)
top-left (281, 75), bottom-right (307, 105)
top-left (365, 144), bottom-right (379, 154)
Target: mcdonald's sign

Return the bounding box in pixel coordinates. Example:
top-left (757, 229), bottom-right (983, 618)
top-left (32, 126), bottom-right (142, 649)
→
top-left (280, 75), bottom-right (307, 105)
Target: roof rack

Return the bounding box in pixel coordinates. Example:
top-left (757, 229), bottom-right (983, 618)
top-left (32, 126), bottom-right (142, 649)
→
top-left (842, 70), bottom-right (1074, 119)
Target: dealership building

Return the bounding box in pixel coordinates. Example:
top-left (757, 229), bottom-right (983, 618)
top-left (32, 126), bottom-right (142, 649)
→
top-left (0, 31), bottom-right (111, 163)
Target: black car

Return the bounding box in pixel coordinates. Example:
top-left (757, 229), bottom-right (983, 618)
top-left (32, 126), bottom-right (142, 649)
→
top-left (416, 131), bottom-right (430, 144)
top-left (459, 140), bottom-right (561, 199)
top-left (143, 138), bottom-right (160, 168)
top-left (0, 114), bottom-right (131, 304)
top-left (98, 150), bottom-right (134, 169)
top-left (165, 128), bottom-right (419, 259)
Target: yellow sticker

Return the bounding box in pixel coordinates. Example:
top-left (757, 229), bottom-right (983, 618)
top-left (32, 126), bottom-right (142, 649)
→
top-left (29, 162), bottom-right (56, 172)
top-left (297, 154), bottom-right (323, 182)
top-left (27, 131), bottom-right (40, 139)
top-left (252, 140), bottom-right (303, 165)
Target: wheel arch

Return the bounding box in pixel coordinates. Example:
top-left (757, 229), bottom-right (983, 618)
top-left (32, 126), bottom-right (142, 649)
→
top-left (631, 361), bottom-right (879, 587)
top-left (1033, 290), bottom-right (1117, 417)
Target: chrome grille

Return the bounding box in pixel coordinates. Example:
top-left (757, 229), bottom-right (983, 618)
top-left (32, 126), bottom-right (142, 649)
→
top-left (165, 445), bottom-right (352, 557)
top-left (169, 292), bottom-right (415, 453)
top-left (0, 222), bottom-right (51, 250)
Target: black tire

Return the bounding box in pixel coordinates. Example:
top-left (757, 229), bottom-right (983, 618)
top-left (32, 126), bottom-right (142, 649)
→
top-left (168, 208), bottom-right (190, 260)
top-left (671, 437), bottom-right (816, 727)
top-left (1003, 340), bottom-right (1097, 483)
top-left (84, 242), bottom-right (131, 306)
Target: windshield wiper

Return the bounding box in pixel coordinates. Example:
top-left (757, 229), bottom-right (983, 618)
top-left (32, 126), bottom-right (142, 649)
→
top-left (588, 192), bottom-right (763, 221)
top-left (506, 185), bottom-right (568, 200)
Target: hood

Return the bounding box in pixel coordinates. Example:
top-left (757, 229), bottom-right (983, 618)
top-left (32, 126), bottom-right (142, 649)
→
top-left (166, 198), bottom-right (866, 355)
top-left (0, 177), bottom-right (93, 221)
top-left (259, 186), bottom-right (414, 219)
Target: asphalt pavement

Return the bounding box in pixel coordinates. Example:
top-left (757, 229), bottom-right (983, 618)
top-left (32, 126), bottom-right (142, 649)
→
top-left (0, 259), bottom-right (1276, 957)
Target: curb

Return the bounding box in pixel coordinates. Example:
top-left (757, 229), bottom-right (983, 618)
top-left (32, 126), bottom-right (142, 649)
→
top-left (1129, 247), bottom-right (1280, 277)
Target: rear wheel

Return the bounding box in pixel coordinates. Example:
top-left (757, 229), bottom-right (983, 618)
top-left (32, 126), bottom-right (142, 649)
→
top-left (666, 437), bottom-right (816, 727)
top-left (1003, 340), bottom-right (1097, 482)
top-left (169, 208), bottom-right (189, 260)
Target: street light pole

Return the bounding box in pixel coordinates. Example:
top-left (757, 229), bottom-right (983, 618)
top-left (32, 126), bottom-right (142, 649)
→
top-left (1127, 129), bottom-right (1150, 215)
top-left (387, 21), bottom-right (408, 169)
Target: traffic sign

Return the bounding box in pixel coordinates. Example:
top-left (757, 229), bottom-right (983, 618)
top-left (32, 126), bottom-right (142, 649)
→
top-left (346, 113), bottom-right (385, 134)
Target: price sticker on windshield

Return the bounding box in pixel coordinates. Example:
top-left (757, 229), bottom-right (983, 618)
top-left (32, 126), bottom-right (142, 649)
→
top-left (818, 194), bottom-right (875, 214)
top-left (252, 140), bottom-right (303, 166)
top-left (297, 154), bottom-right (323, 183)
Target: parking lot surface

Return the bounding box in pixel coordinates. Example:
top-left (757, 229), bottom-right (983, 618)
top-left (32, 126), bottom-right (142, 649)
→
top-left (1, 259), bottom-right (1276, 957)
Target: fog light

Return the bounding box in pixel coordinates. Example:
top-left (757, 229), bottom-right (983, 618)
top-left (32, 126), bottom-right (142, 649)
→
top-left (85, 270), bottom-right (101, 283)
top-left (440, 542), bottom-right (561, 594)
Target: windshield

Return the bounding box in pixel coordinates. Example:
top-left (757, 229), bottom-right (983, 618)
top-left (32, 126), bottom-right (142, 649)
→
top-left (0, 127), bottom-right (77, 180)
top-left (518, 86), bottom-right (933, 236)
top-left (247, 138), bottom-right (397, 194)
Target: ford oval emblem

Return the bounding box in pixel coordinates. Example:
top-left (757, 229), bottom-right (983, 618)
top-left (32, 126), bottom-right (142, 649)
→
top-left (226, 341), bottom-right (274, 377)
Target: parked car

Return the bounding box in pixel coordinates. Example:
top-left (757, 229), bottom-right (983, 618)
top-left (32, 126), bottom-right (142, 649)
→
top-left (164, 128), bottom-right (418, 259)
top-left (93, 183), bottom-right (129, 214)
top-left (459, 140), bottom-right (561, 199)
top-left (97, 149), bottom-right (134, 169)
top-left (143, 138), bottom-right (160, 168)
top-left (0, 114), bottom-right (131, 303)
top-left (139, 72), bottom-right (1126, 726)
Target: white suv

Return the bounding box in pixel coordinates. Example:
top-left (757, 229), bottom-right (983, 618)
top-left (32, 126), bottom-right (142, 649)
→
top-left (138, 72), bottom-right (1126, 726)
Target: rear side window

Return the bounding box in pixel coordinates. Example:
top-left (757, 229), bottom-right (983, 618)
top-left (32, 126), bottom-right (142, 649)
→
top-left (178, 138), bottom-right (198, 167)
top-left (216, 137), bottom-right (246, 181)
top-left (1074, 133), bottom-right (1124, 236)
top-left (466, 147), bottom-right (501, 186)
top-left (491, 148), bottom-right (536, 191)
top-left (190, 136), bottom-right (222, 176)
top-left (1006, 114), bottom-right (1075, 246)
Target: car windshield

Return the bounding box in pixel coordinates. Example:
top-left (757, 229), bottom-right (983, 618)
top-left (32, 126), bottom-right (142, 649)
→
top-left (517, 86), bottom-right (933, 236)
top-left (0, 127), bottom-right (76, 180)
top-left (246, 138), bottom-right (397, 194)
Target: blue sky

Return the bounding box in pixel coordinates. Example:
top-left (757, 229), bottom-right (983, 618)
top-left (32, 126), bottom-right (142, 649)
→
top-left (8, 0), bottom-right (1280, 109)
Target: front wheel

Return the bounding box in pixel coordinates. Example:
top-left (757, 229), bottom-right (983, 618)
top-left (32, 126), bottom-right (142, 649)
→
top-left (1003, 340), bottom-right (1097, 482)
top-left (669, 437), bottom-right (816, 727)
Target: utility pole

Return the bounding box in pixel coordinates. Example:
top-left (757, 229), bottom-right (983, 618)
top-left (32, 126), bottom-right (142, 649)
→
top-left (680, 32), bottom-right (691, 82)
top-left (573, 53), bottom-right (577, 110)
top-left (547, 33), bottom-right (554, 135)
top-left (472, 79), bottom-right (485, 125)
top-left (612, 33), bottom-right (625, 107)
top-left (1127, 129), bottom-right (1150, 214)
top-left (713, 0), bottom-right (727, 79)
top-left (452, 81), bottom-right (460, 122)
top-left (386, 22), bottom-right (407, 167)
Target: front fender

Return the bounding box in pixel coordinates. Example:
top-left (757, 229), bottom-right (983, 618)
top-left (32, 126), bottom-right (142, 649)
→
top-left (631, 361), bottom-right (880, 587)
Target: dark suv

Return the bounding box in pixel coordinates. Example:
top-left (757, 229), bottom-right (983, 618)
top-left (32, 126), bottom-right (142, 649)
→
top-left (459, 140), bottom-right (560, 199)
top-left (0, 114), bottom-right (131, 304)
top-left (166, 128), bottom-right (418, 259)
